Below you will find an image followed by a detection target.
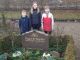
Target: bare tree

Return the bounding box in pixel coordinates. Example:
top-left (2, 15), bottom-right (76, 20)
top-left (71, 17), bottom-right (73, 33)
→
top-left (4, 0), bottom-right (10, 10)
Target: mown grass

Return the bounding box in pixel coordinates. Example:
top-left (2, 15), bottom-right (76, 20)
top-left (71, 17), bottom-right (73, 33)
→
top-left (0, 10), bottom-right (80, 20)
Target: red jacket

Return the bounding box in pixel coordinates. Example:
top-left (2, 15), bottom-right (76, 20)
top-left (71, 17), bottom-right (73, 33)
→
top-left (43, 17), bottom-right (52, 31)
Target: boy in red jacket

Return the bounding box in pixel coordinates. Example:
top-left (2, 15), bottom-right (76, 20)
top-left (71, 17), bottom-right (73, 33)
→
top-left (41, 6), bottom-right (54, 34)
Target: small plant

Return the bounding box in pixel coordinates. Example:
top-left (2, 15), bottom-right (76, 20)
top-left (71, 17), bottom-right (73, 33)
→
top-left (23, 49), bottom-right (43, 60)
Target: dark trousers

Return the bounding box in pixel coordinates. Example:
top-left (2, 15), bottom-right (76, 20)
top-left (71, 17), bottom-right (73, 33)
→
top-left (44, 31), bottom-right (52, 35)
top-left (32, 24), bottom-right (41, 30)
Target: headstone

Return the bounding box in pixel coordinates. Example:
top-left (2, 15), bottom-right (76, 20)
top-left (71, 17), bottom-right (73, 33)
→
top-left (22, 30), bottom-right (49, 51)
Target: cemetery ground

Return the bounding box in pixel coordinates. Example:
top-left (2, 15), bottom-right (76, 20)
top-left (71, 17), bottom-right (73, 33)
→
top-left (0, 10), bottom-right (80, 60)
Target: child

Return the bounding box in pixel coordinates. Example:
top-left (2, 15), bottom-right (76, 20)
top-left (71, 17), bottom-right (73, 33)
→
top-left (19, 9), bottom-right (31, 34)
top-left (30, 1), bottom-right (41, 30)
top-left (41, 6), bottom-right (54, 34)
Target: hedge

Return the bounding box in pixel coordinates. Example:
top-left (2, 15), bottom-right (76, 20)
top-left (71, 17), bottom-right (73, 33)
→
top-left (64, 36), bottom-right (75, 60)
top-left (0, 33), bottom-right (22, 53)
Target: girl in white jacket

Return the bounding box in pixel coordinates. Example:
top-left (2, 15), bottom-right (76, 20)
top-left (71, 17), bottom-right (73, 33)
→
top-left (41, 6), bottom-right (54, 34)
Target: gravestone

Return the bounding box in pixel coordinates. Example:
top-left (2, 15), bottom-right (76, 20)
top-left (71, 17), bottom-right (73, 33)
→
top-left (22, 30), bottom-right (49, 51)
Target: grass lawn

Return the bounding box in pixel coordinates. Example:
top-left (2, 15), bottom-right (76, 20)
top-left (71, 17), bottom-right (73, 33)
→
top-left (53, 10), bottom-right (80, 20)
top-left (0, 10), bottom-right (80, 20)
top-left (0, 11), bottom-right (21, 19)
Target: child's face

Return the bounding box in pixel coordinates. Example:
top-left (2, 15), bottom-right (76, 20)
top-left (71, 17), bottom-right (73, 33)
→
top-left (45, 8), bottom-right (50, 14)
top-left (33, 3), bottom-right (38, 9)
top-left (21, 10), bottom-right (27, 17)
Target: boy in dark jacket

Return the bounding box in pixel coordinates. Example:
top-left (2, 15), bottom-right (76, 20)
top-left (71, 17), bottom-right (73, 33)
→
top-left (30, 1), bottom-right (41, 30)
top-left (19, 9), bottom-right (31, 34)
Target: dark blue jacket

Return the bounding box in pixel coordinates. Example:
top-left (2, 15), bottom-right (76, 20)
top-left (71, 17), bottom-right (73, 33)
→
top-left (19, 16), bottom-right (31, 34)
top-left (30, 9), bottom-right (41, 26)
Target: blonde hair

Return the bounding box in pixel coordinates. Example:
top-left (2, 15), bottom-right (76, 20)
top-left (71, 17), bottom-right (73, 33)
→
top-left (44, 5), bottom-right (50, 10)
top-left (30, 1), bottom-right (40, 14)
top-left (44, 5), bottom-right (50, 12)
